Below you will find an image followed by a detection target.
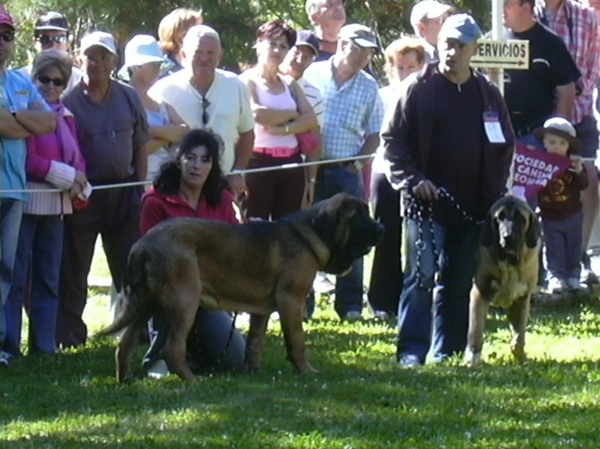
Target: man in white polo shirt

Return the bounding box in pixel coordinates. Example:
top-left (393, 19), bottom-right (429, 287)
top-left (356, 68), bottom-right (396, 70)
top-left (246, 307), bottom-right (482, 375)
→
top-left (149, 25), bottom-right (254, 195)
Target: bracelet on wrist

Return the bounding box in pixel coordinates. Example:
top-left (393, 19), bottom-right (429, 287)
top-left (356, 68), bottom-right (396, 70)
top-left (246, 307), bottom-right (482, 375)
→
top-left (308, 178), bottom-right (316, 184)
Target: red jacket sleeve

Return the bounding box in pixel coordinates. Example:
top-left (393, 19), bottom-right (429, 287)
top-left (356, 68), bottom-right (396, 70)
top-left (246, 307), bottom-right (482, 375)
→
top-left (25, 135), bottom-right (52, 181)
top-left (220, 190), bottom-right (240, 224)
top-left (140, 195), bottom-right (169, 235)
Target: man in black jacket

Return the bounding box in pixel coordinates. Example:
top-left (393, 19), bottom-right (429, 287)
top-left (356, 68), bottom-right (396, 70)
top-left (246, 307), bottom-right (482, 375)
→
top-left (382, 14), bottom-right (515, 367)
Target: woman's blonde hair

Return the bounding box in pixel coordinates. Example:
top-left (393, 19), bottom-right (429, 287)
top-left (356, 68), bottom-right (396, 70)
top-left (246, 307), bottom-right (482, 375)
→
top-left (384, 36), bottom-right (426, 83)
top-left (158, 8), bottom-right (203, 56)
top-left (31, 48), bottom-right (73, 83)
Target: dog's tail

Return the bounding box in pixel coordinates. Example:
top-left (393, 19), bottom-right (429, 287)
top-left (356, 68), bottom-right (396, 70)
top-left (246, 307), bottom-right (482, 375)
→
top-left (96, 252), bottom-right (147, 337)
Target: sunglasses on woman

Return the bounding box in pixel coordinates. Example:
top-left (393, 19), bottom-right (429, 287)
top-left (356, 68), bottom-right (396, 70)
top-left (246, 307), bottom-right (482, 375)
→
top-left (37, 75), bottom-right (66, 87)
top-left (0, 32), bottom-right (15, 43)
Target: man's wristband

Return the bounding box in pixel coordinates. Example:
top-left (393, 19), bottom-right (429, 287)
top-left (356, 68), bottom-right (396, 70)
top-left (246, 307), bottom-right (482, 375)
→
top-left (284, 125), bottom-right (290, 134)
top-left (308, 178), bottom-right (316, 184)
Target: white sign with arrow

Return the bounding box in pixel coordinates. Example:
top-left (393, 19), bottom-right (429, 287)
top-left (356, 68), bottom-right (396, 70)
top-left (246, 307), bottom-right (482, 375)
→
top-left (471, 39), bottom-right (529, 70)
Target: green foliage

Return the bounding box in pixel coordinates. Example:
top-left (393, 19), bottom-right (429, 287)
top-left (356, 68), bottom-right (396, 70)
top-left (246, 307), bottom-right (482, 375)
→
top-left (7, 0), bottom-right (489, 75)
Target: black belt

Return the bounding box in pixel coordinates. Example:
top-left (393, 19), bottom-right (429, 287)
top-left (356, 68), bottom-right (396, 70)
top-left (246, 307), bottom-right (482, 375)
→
top-left (322, 160), bottom-right (351, 169)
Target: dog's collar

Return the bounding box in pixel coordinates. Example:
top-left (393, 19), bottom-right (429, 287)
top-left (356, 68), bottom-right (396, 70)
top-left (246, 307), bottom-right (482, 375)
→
top-left (289, 222), bottom-right (330, 270)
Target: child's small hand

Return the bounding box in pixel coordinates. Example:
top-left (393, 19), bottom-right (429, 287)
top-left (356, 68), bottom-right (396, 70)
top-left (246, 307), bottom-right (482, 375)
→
top-left (569, 155), bottom-right (583, 173)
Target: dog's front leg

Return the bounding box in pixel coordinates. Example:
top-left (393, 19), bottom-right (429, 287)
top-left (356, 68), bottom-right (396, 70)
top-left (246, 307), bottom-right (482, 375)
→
top-left (508, 295), bottom-right (530, 363)
top-left (464, 286), bottom-right (489, 367)
top-left (278, 299), bottom-right (317, 374)
top-left (244, 313), bottom-right (269, 374)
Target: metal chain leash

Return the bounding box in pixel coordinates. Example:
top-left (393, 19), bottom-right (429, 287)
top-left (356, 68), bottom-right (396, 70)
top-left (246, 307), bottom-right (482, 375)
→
top-left (406, 187), bottom-right (478, 292)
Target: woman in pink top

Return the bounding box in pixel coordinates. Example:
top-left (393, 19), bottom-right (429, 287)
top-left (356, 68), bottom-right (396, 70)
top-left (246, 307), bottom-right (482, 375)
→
top-left (241, 20), bottom-right (317, 220)
top-left (3, 49), bottom-right (88, 359)
top-left (140, 129), bottom-right (245, 378)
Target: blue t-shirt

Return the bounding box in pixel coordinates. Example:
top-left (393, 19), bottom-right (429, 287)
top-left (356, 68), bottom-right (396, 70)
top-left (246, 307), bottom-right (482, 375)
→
top-left (0, 70), bottom-right (51, 201)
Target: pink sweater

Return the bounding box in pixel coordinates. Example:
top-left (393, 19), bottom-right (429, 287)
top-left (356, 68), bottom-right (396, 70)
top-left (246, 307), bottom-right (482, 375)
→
top-left (25, 108), bottom-right (86, 215)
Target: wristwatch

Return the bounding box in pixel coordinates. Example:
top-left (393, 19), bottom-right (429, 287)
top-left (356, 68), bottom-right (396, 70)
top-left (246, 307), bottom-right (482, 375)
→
top-left (352, 159), bottom-right (366, 171)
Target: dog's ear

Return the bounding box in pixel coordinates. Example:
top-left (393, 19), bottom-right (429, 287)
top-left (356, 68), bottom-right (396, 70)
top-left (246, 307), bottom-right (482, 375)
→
top-left (525, 212), bottom-right (541, 249)
top-left (480, 209), bottom-right (496, 248)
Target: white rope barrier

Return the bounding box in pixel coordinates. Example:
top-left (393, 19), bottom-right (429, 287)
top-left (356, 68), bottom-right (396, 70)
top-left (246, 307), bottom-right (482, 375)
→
top-left (0, 154), bottom-right (376, 195)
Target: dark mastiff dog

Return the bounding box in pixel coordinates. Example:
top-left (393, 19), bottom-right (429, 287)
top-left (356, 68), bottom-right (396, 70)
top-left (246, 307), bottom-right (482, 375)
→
top-left (465, 195), bottom-right (541, 367)
top-left (99, 193), bottom-right (384, 382)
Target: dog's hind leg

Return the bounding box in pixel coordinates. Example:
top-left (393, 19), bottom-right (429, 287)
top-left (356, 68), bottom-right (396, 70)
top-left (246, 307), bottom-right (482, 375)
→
top-left (243, 313), bottom-right (269, 374)
top-left (162, 295), bottom-right (199, 381)
top-left (278, 300), bottom-right (317, 374)
top-left (116, 317), bottom-right (146, 383)
top-left (508, 295), bottom-right (530, 363)
top-left (464, 287), bottom-right (489, 367)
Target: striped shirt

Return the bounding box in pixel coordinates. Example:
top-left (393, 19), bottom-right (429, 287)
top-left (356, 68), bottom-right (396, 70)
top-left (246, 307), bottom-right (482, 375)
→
top-left (304, 59), bottom-right (384, 160)
top-left (536, 1), bottom-right (600, 123)
top-left (296, 77), bottom-right (324, 128)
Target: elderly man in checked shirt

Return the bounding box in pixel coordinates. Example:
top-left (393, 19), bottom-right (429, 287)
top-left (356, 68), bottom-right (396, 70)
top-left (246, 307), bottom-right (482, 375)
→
top-left (535, 0), bottom-right (600, 286)
top-left (304, 23), bottom-right (384, 322)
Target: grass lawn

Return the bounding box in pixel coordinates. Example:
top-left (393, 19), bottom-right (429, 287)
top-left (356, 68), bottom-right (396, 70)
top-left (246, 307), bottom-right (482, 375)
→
top-left (1, 246), bottom-right (600, 448)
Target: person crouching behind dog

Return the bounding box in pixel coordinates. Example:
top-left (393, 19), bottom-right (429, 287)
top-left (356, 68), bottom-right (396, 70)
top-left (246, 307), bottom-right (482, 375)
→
top-left (534, 118), bottom-right (589, 294)
top-left (140, 129), bottom-right (246, 378)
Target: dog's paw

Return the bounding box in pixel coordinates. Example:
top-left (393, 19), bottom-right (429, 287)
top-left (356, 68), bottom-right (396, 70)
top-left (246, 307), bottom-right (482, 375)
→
top-left (464, 349), bottom-right (481, 367)
top-left (510, 346), bottom-right (527, 363)
top-left (242, 362), bottom-right (262, 375)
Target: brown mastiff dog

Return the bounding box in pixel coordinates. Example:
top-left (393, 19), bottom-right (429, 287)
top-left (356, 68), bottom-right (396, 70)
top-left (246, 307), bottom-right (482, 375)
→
top-left (99, 193), bottom-right (384, 382)
top-left (464, 195), bottom-right (541, 367)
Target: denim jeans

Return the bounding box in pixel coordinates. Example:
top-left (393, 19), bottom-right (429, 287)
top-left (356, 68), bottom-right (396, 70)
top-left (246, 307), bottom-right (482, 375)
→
top-left (314, 166), bottom-right (365, 317)
top-left (0, 199), bottom-right (24, 350)
top-left (4, 214), bottom-right (64, 356)
top-left (397, 217), bottom-right (479, 362)
top-left (143, 309), bottom-right (246, 373)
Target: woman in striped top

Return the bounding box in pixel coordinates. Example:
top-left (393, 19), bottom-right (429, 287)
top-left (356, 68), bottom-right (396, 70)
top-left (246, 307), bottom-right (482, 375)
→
top-left (3, 49), bottom-right (87, 359)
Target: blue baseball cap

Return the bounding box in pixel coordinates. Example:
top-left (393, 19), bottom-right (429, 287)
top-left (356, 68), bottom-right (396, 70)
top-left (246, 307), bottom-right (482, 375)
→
top-left (295, 30), bottom-right (319, 56)
top-left (438, 13), bottom-right (482, 44)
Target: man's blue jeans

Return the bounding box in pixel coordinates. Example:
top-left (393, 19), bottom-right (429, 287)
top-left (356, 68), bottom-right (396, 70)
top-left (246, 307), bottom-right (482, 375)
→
top-left (314, 166), bottom-right (365, 317)
top-left (0, 199), bottom-right (24, 350)
top-left (397, 217), bottom-right (479, 362)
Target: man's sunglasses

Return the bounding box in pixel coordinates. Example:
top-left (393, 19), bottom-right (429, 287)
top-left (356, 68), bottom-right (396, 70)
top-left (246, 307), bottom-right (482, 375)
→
top-left (37, 75), bottom-right (67, 87)
top-left (0, 32), bottom-right (15, 43)
top-left (36, 35), bottom-right (68, 45)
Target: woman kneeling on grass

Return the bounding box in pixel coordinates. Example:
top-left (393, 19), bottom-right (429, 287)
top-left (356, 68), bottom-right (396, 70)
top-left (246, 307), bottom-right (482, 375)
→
top-left (140, 129), bottom-right (245, 378)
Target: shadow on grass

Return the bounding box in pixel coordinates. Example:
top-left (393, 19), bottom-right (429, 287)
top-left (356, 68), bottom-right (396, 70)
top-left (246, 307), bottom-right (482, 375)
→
top-left (1, 302), bottom-right (599, 447)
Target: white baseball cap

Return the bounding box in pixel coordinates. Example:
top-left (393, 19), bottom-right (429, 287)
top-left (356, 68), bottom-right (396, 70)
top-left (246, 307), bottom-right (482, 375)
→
top-left (117, 34), bottom-right (167, 80)
top-left (410, 1), bottom-right (453, 29)
top-left (80, 31), bottom-right (118, 56)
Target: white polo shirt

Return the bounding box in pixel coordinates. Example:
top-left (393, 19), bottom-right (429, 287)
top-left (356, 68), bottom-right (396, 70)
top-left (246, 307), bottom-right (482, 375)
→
top-left (296, 77), bottom-right (324, 128)
top-left (149, 68), bottom-right (254, 173)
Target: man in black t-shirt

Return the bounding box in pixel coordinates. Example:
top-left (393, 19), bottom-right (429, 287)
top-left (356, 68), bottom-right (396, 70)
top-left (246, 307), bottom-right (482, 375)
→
top-left (503, 0), bottom-right (580, 147)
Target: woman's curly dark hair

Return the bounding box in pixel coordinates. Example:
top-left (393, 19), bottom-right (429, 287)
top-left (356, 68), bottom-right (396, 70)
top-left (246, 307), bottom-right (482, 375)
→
top-left (153, 129), bottom-right (228, 208)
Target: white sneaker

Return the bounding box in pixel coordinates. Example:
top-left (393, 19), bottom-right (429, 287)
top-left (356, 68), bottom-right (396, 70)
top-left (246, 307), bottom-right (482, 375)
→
top-left (147, 359), bottom-right (169, 379)
top-left (566, 278), bottom-right (581, 291)
top-left (0, 351), bottom-right (10, 368)
top-left (546, 275), bottom-right (566, 294)
top-left (399, 354), bottom-right (422, 368)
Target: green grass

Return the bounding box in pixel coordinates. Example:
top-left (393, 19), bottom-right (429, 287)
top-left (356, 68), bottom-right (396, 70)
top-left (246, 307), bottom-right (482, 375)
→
top-left (2, 247), bottom-right (600, 448)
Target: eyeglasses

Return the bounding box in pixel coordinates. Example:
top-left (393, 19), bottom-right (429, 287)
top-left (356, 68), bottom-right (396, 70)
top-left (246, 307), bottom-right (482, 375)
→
top-left (37, 75), bottom-right (67, 87)
top-left (0, 32), bottom-right (15, 43)
top-left (201, 96), bottom-right (210, 127)
top-left (36, 35), bottom-right (68, 45)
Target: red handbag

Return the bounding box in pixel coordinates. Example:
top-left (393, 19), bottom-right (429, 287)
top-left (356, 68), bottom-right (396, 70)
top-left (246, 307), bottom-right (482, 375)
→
top-left (296, 131), bottom-right (320, 155)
